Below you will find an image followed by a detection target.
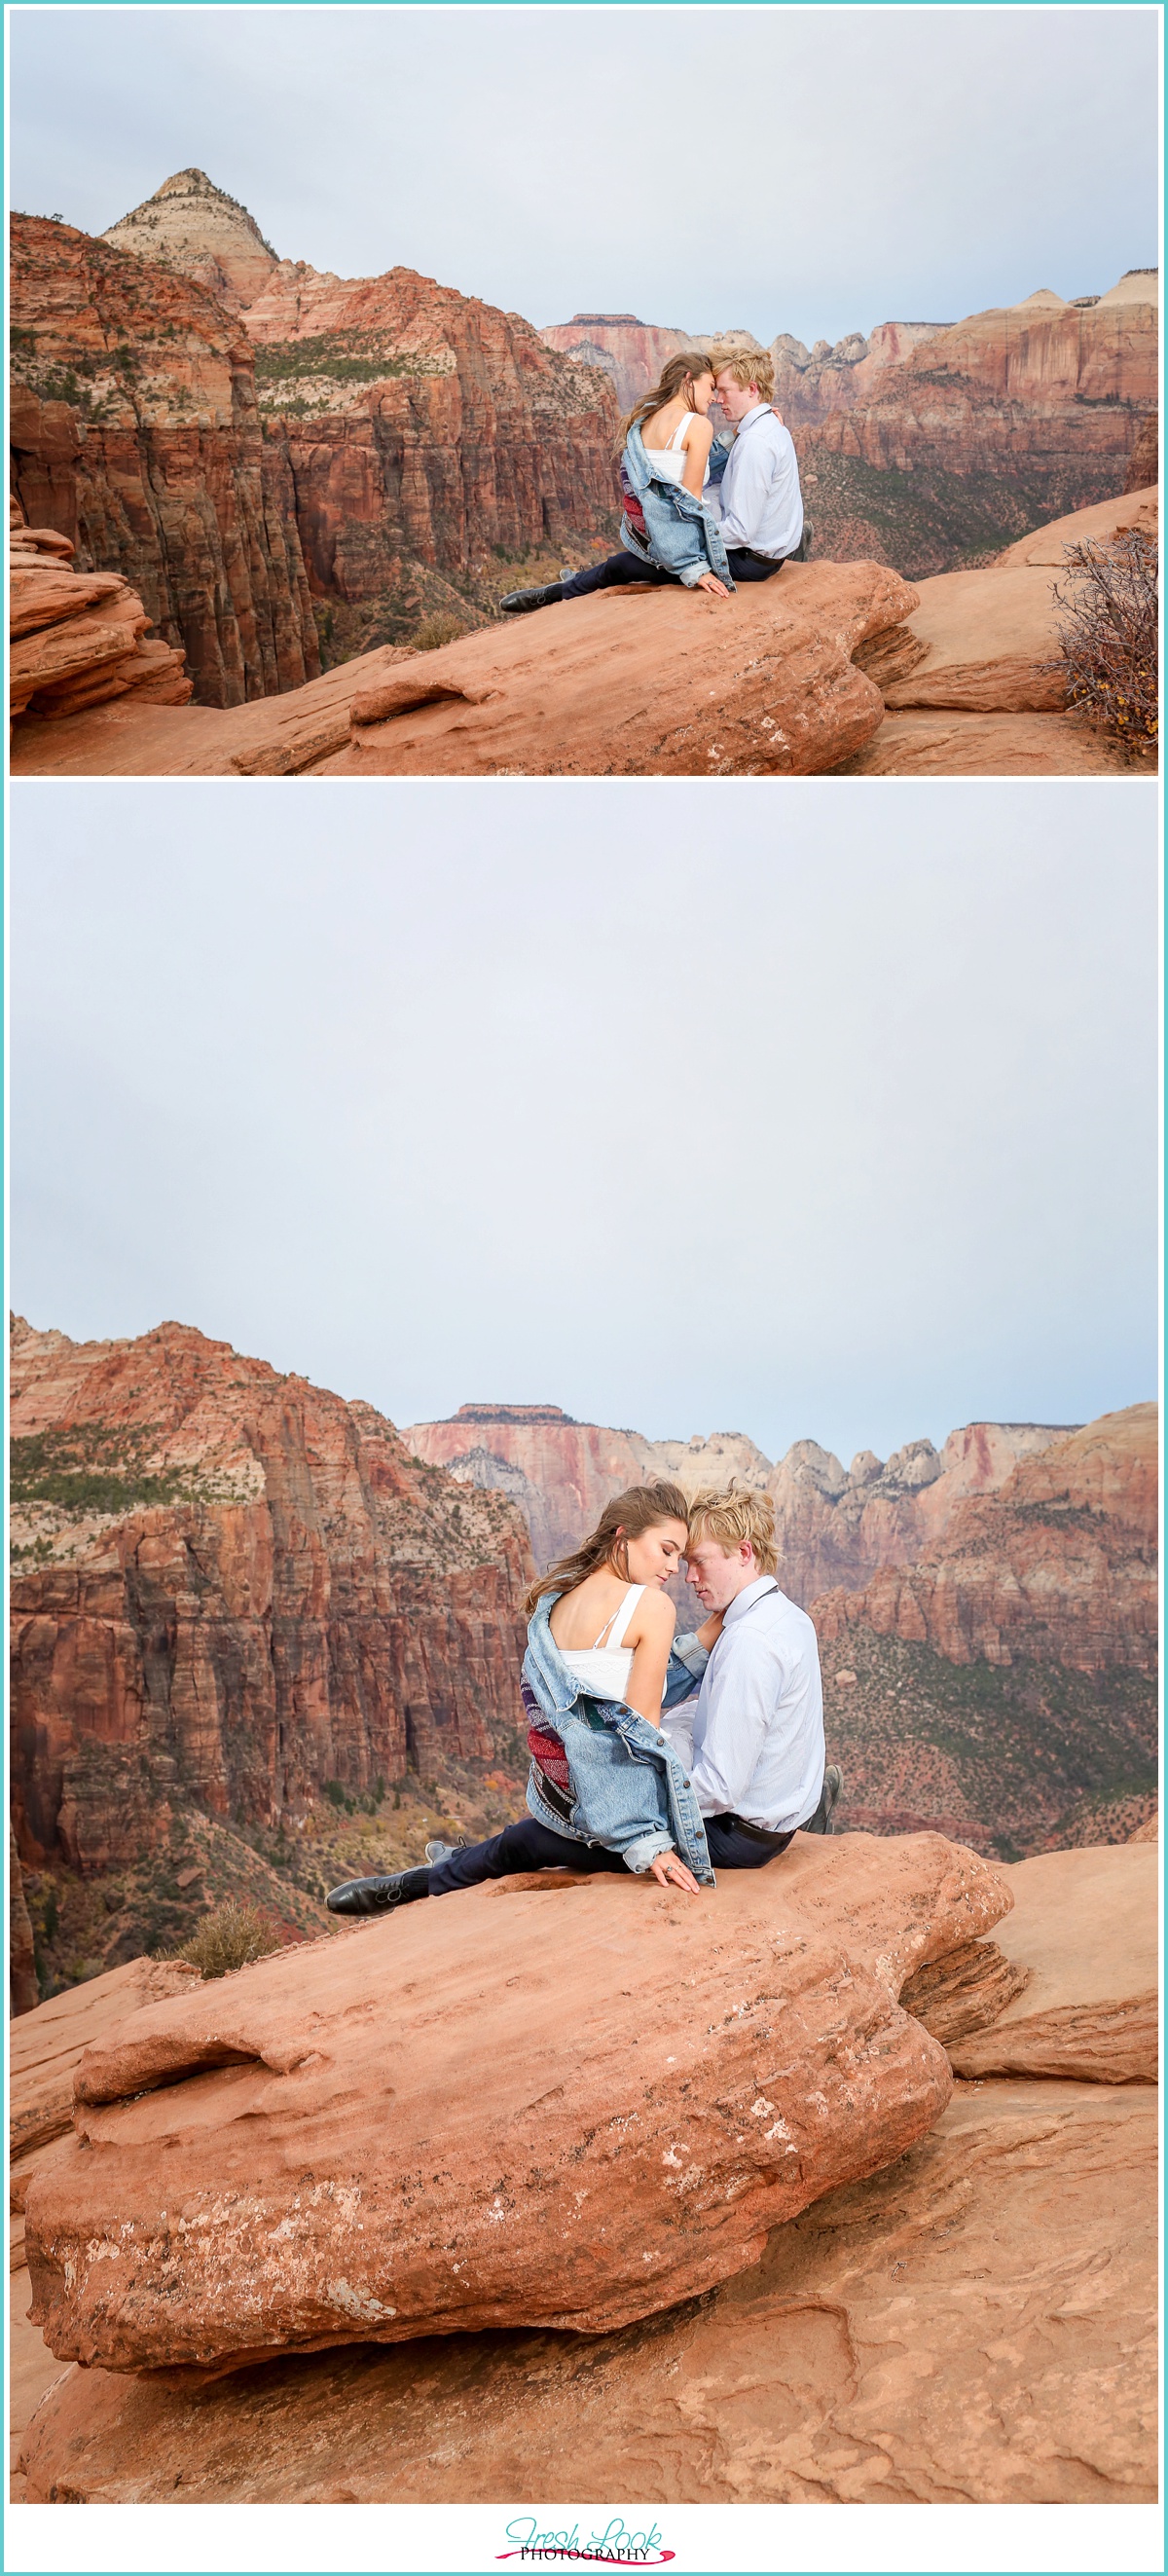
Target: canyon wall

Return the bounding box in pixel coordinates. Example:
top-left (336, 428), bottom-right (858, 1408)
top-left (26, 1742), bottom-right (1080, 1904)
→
top-left (813, 1405), bottom-right (1157, 1675)
top-left (797, 278), bottom-right (1158, 574)
top-left (240, 261), bottom-right (622, 606)
top-left (101, 166), bottom-right (278, 315)
top-left (10, 1317), bottom-right (532, 1878)
top-left (9, 217), bottom-right (320, 708)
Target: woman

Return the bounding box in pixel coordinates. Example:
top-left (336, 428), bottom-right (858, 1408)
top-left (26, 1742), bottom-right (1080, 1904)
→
top-left (497, 355), bottom-right (735, 615)
top-left (327, 1484), bottom-right (716, 1915)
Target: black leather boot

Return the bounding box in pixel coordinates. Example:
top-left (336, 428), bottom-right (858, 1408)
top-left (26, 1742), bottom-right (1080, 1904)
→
top-left (326, 1864), bottom-right (430, 1916)
top-left (498, 581), bottom-right (565, 614)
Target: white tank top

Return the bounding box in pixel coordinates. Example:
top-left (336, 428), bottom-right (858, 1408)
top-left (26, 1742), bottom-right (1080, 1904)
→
top-left (560, 1584), bottom-right (644, 1703)
top-left (643, 411), bottom-right (708, 489)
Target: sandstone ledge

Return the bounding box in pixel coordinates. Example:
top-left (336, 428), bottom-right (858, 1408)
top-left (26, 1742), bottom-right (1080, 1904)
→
top-left (18, 2079), bottom-right (1157, 2505)
top-left (25, 1832), bottom-right (1007, 2374)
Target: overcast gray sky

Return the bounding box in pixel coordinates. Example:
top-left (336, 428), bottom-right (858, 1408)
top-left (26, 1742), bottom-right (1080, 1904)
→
top-left (8, 8), bottom-right (1159, 344)
top-left (9, 781), bottom-right (1158, 1469)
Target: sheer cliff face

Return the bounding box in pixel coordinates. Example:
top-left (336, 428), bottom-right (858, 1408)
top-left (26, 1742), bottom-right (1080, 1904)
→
top-left (10, 1320), bottom-right (531, 1876)
top-left (539, 316), bottom-right (692, 414)
top-left (766, 1420), bottom-right (1081, 1606)
top-left (813, 1406), bottom-right (1157, 1674)
top-left (9, 218), bottom-right (320, 708)
top-left (241, 264), bottom-right (622, 597)
top-left (795, 291), bottom-right (1158, 574)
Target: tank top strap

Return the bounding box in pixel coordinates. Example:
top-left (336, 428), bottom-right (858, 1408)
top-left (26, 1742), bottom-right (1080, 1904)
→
top-left (598, 1583), bottom-right (644, 1651)
top-left (667, 411), bottom-right (694, 451)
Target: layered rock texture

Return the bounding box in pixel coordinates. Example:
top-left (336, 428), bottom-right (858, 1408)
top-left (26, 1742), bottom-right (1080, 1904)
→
top-left (10, 497), bottom-right (191, 718)
top-left (795, 276), bottom-right (1158, 577)
top-left (11, 175), bottom-right (623, 709)
top-left (23, 1832), bottom-right (1008, 2372)
top-left (948, 1844), bottom-right (1157, 2084)
top-left (10, 1312), bottom-right (532, 1890)
top-left (12, 1835), bottom-right (1158, 2504)
top-left (404, 1405), bottom-right (771, 1571)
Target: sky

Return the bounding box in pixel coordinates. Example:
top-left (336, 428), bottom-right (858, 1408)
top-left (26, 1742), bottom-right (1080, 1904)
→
top-left (8, 7), bottom-right (1159, 345)
top-left (9, 779), bottom-right (1159, 1470)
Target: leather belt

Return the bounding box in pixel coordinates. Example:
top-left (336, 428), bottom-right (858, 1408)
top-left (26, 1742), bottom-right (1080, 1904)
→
top-left (713, 1810), bottom-right (792, 1847)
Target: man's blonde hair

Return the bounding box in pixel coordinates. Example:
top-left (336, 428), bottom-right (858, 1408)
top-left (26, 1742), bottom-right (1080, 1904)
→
top-left (715, 347), bottom-right (776, 403)
top-left (686, 1484), bottom-right (778, 1577)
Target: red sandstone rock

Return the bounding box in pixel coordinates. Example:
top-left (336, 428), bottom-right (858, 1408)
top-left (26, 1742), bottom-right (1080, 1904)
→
top-left (812, 1405), bottom-right (1156, 1674)
top-left (10, 1315), bottom-right (533, 1877)
top-left (19, 2078), bottom-right (1154, 2505)
top-left (239, 259), bottom-right (622, 599)
top-left (798, 284), bottom-right (1158, 570)
top-left (9, 522), bottom-right (192, 719)
top-left (539, 314), bottom-right (693, 412)
top-left (948, 1844), bottom-right (1157, 2084)
top-left (766, 1419), bottom-right (1075, 1607)
top-left (10, 216), bottom-right (320, 708)
top-left (11, 1958), bottom-right (201, 2160)
top-left (312, 559), bottom-right (916, 778)
top-left (24, 1830), bottom-right (1009, 2372)
top-left (834, 708), bottom-right (1133, 776)
top-left (10, 1820), bottom-right (39, 2017)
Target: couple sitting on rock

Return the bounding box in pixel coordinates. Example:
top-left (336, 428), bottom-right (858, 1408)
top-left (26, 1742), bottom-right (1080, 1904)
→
top-left (499, 348), bottom-right (811, 616)
top-left (329, 1484), bottom-right (841, 1916)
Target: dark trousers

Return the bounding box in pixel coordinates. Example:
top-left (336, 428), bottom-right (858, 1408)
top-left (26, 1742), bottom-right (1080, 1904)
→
top-left (428, 1776), bottom-right (832, 1895)
top-left (724, 546), bottom-right (786, 583)
top-left (560, 551), bottom-right (677, 599)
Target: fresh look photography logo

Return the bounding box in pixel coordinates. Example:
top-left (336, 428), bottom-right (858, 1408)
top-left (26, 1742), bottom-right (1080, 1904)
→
top-left (496, 2517), bottom-right (675, 2565)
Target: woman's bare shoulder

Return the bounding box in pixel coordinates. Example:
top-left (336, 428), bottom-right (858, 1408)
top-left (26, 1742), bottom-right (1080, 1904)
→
top-left (634, 1588), bottom-right (677, 1637)
top-left (685, 413), bottom-right (714, 447)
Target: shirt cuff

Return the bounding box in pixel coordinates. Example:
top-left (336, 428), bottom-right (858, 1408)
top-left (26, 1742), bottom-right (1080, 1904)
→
top-left (673, 1634), bottom-right (710, 1677)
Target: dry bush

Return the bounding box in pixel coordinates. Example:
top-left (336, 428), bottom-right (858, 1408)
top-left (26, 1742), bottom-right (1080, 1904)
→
top-left (1051, 531), bottom-right (1157, 755)
top-left (165, 1898), bottom-right (283, 1980)
top-left (410, 612), bottom-right (467, 652)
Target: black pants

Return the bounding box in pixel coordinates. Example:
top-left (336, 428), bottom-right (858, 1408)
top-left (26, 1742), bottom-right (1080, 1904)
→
top-left (560, 544), bottom-right (788, 601)
top-left (560, 551), bottom-right (677, 599)
top-left (427, 1779), bottom-right (830, 1895)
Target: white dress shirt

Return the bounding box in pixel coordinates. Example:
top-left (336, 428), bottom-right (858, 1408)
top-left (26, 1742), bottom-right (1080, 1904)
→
top-left (711, 404), bottom-right (804, 561)
top-left (668, 1574), bottom-right (824, 1833)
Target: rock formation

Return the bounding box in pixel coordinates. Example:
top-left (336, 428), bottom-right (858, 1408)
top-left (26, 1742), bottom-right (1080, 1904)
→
top-left (10, 181), bottom-right (621, 706)
top-left (770, 317), bottom-right (949, 431)
top-left (796, 276), bottom-right (1158, 578)
top-left (11, 1955), bottom-right (202, 2161)
top-left (10, 1313), bottom-right (532, 1883)
top-left (18, 2075), bottom-right (1156, 2505)
top-left (10, 1818), bottom-right (39, 2016)
top-left (10, 215), bottom-right (320, 708)
top-left (814, 1405), bottom-right (1157, 1675)
top-left (238, 257), bottom-right (621, 607)
top-left (946, 1844), bottom-right (1157, 2084)
top-left (23, 1831), bottom-right (1009, 2372)
top-left (10, 498), bottom-right (191, 720)
top-left (539, 315), bottom-right (693, 411)
top-left (100, 167), bottom-right (278, 314)
top-left (13, 1834), bottom-right (1158, 2505)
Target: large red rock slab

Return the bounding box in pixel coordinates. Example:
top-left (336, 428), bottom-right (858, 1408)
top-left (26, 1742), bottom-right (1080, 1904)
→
top-left (950, 1844), bottom-right (1157, 2084)
top-left (25, 1833), bottom-right (1008, 2374)
top-left (10, 1957), bottom-right (201, 2161)
top-left (313, 560), bottom-right (916, 777)
top-left (18, 2079), bottom-right (1156, 2505)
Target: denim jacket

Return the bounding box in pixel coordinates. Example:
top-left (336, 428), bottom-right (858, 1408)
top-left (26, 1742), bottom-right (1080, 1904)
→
top-left (522, 1595), bottom-right (715, 1885)
top-left (619, 423), bottom-right (736, 592)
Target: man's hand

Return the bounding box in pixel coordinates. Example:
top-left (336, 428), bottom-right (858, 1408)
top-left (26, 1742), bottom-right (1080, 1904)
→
top-left (648, 1849), bottom-right (702, 1895)
top-left (695, 571), bottom-right (730, 598)
top-left (696, 1610), bottom-right (725, 1652)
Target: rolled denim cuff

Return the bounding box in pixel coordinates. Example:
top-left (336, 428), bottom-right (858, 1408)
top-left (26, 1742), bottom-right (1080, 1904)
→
top-left (673, 1634), bottom-right (711, 1678)
top-left (677, 562), bottom-right (709, 588)
top-left (621, 1828), bottom-right (676, 1875)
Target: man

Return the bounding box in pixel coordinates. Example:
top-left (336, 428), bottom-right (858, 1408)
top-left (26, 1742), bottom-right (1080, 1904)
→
top-left (706, 350), bottom-right (809, 584)
top-left (326, 1486), bottom-right (839, 1914)
top-left (660, 1486), bottom-right (839, 1868)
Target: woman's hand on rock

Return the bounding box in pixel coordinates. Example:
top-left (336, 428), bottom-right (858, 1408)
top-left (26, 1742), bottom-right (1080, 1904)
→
top-left (695, 572), bottom-right (730, 597)
top-left (649, 1850), bottom-right (702, 1895)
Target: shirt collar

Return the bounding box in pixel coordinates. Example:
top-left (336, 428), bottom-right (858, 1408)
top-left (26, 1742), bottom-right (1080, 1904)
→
top-left (734, 402), bottom-right (771, 435)
top-left (723, 1573), bottom-right (778, 1625)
